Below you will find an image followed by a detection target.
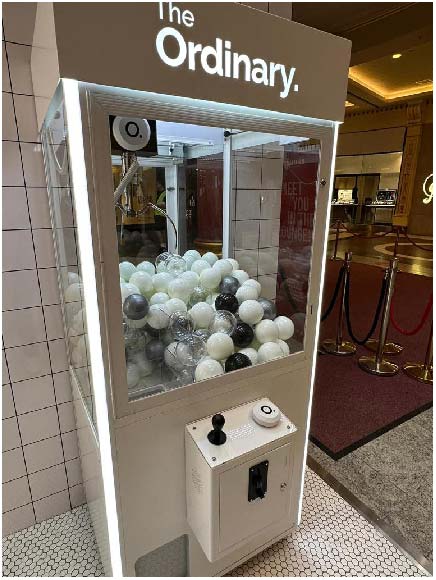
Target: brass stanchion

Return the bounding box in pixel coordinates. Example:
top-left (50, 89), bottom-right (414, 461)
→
top-left (358, 258), bottom-right (400, 376)
top-left (330, 219), bottom-right (341, 261)
top-left (403, 324), bottom-right (433, 384)
top-left (322, 252), bottom-right (356, 355)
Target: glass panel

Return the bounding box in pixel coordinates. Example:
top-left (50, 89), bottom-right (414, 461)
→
top-left (110, 117), bottom-right (319, 403)
top-left (41, 91), bottom-right (97, 432)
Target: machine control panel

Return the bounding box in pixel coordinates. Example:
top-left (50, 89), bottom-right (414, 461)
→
top-left (186, 398), bottom-right (296, 467)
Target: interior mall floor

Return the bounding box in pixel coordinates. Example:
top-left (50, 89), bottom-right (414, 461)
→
top-left (308, 224), bottom-right (433, 573)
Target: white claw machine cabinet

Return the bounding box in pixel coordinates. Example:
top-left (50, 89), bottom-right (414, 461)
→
top-left (34, 2), bottom-right (351, 576)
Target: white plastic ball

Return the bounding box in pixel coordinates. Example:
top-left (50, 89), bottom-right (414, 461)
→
top-left (190, 302), bottom-right (215, 329)
top-left (191, 259), bottom-right (211, 275)
top-left (274, 316), bottom-right (295, 340)
top-left (232, 270), bottom-right (250, 285)
top-left (136, 261), bottom-right (155, 276)
top-left (227, 258), bottom-right (239, 271)
top-left (129, 271), bottom-right (153, 296)
top-left (65, 283), bottom-right (83, 303)
top-left (68, 272), bottom-right (80, 285)
top-left (243, 279), bottom-right (262, 294)
top-left (168, 278), bottom-right (191, 301)
top-left (213, 259), bottom-right (233, 278)
top-left (184, 249), bottom-right (202, 262)
top-left (126, 362), bottom-right (140, 388)
top-left (206, 333), bottom-right (234, 360)
top-left (150, 292), bottom-right (169, 305)
top-left (119, 261), bottom-right (137, 282)
top-left (202, 252), bottom-right (218, 266)
top-left (125, 315), bottom-right (148, 329)
top-left (195, 359), bottom-right (224, 381)
top-left (147, 304), bottom-right (170, 329)
top-left (255, 319), bottom-right (279, 343)
top-left (236, 285), bottom-right (259, 303)
top-left (152, 272), bottom-right (173, 293)
top-left (132, 353), bottom-right (153, 377)
top-left (200, 268), bottom-right (221, 291)
top-left (257, 341), bottom-right (283, 363)
top-left (120, 283), bottom-right (140, 302)
top-left (164, 298), bottom-right (188, 315)
top-left (180, 270), bottom-right (199, 291)
top-left (238, 347), bottom-right (258, 365)
top-left (276, 339), bottom-right (290, 356)
top-left (164, 342), bottom-right (183, 370)
top-left (238, 300), bottom-right (264, 325)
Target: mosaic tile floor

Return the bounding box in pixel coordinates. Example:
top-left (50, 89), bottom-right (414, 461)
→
top-left (2, 505), bottom-right (104, 577)
top-left (3, 469), bottom-right (427, 577)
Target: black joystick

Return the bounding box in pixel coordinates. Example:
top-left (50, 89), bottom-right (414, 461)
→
top-left (207, 414), bottom-right (227, 446)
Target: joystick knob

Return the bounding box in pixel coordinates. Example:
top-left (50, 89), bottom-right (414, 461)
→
top-left (207, 414), bottom-right (227, 446)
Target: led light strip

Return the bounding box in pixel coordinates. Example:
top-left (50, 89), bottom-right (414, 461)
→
top-left (297, 122), bottom-right (340, 523)
top-left (62, 78), bottom-right (123, 577)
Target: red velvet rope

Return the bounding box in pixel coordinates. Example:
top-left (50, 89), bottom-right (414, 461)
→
top-left (390, 292), bottom-right (433, 336)
top-left (402, 228), bottom-right (433, 253)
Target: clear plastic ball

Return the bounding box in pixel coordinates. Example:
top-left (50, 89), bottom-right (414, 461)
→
top-left (169, 311), bottom-right (194, 340)
top-left (202, 252), bottom-right (218, 266)
top-left (166, 254), bottom-right (187, 276)
top-left (164, 341), bottom-right (184, 371)
top-left (155, 251), bottom-right (172, 272)
top-left (194, 358), bottom-right (224, 381)
top-left (129, 271), bottom-right (153, 296)
top-left (131, 353), bottom-right (153, 377)
top-left (152, 272), bottom-right (173, 293)
top-left (124, 326), bottom-right (147, 354)
top-left (199, 267), bottom-right (221, 291)
top-left (189, 286), bottom-right (208, 307)
top-left (126, 362), bottom-right (140, 389)
top-left (190, 302), bottom-right (215, 329)
top-left (65, 282), bottom-right (83, 303)
top-left (176, 334), bottom-right (207, 367)
top-left (191, 259), bottom-right (211, 275)
top-left (194, 328), bottom-right (211, 342)
top-left (206, 293), bottom-right (219, 308)
top-left (150, 292), bottom-right (169, 305)
top-left (208, 310), bottom-right (237, 335)
top-left (119, 261), bottom-right (137, 282)
top-left (136, 261), bottom-right (156, 276)
top-left (125, 315), bottom-right (148, 329)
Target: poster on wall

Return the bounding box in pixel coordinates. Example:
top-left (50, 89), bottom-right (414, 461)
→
top-left (276, 145), bottom-right (320, 341)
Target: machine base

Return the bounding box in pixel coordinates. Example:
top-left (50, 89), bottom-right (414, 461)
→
top-left (322, 339), bottom-right (356, 356)
top-left (358, 356), bottom-right (399, 376)
top-left (403, 363), bottom-right (433, 384)
top-left (365, 339), bottom-right (404, 355)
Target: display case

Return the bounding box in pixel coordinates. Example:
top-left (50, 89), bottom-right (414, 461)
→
top-left (34, 2), bottom-right (351, 576)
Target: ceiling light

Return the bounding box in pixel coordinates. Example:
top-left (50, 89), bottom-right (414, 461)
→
top-left (392, 53), bottom-right (402, 59)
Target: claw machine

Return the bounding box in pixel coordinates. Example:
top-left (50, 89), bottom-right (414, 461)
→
top-left (33, 2), bottom-right (351, 576)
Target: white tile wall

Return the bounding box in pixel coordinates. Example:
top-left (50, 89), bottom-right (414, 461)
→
top-left (2, 15), bottom-right (83, 537)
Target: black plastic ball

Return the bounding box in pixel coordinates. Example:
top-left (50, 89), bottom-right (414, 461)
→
top-left (219, 276), bottom-right (240, 295)
top-left (215, 293), bottom-right (239, 314)
top-left (231, 322), bottom-right (254, 348)
top-left (258, 298), bottom-right (277, 320)
top-left (225, 352), bottom-right (252, 372)
top-left (123, 293), bottom-right (149, 320)
top-left (145, 339), bottom-right (165, 361)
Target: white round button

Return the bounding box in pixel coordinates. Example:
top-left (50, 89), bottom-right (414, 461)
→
top-left (252, 402), bottom-right (281, 427)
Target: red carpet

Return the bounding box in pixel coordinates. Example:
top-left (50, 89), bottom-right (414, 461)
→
top-left (310, 261), bottom-right (433, 459)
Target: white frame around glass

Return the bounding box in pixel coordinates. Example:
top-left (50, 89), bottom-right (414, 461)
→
top-left (76, 81), bottom-right (338, 421)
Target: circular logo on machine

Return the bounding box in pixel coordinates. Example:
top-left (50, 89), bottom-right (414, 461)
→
top-left (112, 117), bottom-right (151, 151)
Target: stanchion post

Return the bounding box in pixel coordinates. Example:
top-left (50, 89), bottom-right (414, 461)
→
top-left (403, 324), bottom-right (433, 384)
top-left (358, 258), bottom-right (400, 376)
top-left (330, 219), bottom-right (341, 261)
top-left (393, 226), bottom-right (400, 259)
top-left (322, 251), bottom-right (356, 356)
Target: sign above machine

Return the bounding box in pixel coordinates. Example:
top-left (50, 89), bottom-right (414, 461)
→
top-left (51, 2), bottom-right (351, 121)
